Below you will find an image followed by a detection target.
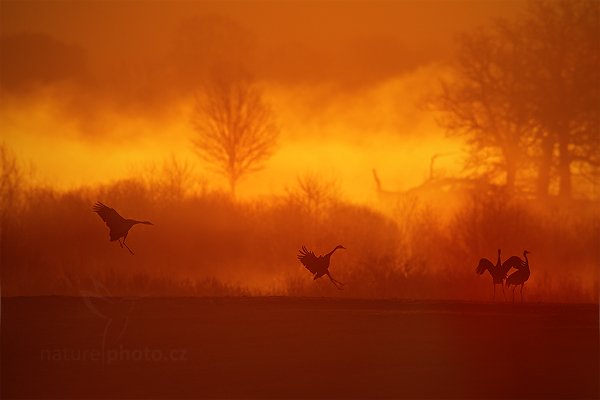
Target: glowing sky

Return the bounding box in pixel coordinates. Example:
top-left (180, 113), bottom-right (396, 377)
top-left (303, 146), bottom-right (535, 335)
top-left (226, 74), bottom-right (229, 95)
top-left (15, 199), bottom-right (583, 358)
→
top-left (0, 1), bottom-right (521, 199)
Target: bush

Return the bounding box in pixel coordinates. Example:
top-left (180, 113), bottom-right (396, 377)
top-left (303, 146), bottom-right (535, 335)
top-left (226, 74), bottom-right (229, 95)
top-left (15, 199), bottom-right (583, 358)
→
top-left (1, 167), bottom-right (597, 303)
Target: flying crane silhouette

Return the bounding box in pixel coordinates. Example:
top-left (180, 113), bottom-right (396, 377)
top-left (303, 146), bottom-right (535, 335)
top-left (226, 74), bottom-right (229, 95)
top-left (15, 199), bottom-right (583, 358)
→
top-left (476, 249), bottom-right (523, 300)
top-left (93, 202), bottom-right (153, 255)
top-left (297, 245), bottom-right (345, 290)
top-left (505, 250), bottom-right (531, 303)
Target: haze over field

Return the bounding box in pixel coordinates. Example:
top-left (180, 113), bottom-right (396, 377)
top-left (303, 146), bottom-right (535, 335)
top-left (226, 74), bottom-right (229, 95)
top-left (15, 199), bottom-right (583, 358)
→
top-left (1, 3), bottom-right (599, 398)
top-left (1, 1), bottom-right (598, 301)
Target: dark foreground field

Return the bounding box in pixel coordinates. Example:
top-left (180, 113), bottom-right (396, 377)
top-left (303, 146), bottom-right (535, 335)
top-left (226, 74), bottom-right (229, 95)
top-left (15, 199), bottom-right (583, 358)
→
top-left (2, 297), bottom-right (598, 399)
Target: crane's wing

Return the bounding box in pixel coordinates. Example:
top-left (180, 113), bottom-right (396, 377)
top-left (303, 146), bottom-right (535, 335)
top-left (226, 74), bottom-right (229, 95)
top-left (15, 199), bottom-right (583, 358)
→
top-left (501, 256), bottom-right (525, 273)
top-left (476, 258), bottom-right (494, 274)
top-left (93, 202), bottom-right (125, 229)
top-left (506, 269), bottom-right (523, 285)
top-left (297, 246), bottom-right (320, 274)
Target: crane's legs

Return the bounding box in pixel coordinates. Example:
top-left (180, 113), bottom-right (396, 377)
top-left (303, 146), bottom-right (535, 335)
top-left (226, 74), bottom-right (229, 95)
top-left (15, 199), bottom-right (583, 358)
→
top-left (512, 286), bottom-right (516, 304)
top-left (121, 236), bottom-right (135, 255)
top-left (520, 284), bottom-right (524, 303)
top-left (327, 273), bottom-right (344, 290)
top-left (122, 242), bottom-right (135, 255)
top-left (502, 283), bottom-right (506, 301)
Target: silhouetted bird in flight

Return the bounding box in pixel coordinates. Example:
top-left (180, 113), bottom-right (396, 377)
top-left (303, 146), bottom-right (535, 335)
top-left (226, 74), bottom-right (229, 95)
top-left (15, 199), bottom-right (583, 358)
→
top-left (476, 249), bottom-right (524, 300)
top-left (93, 202), bottom-right (153, 255)
top-left (506, 250), bottom-right (531, 303)
top-left (297, 245), bottom-right (345, 290)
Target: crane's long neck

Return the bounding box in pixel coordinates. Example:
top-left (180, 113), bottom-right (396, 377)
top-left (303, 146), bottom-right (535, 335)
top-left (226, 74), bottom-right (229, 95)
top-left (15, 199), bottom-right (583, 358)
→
top-left (128, 219), bottom-right (153, 226)
top-left (523, 253), bottom-right (529, 269)
top-left (496, 251), bottom-right (501, 268)
top-left (325, 246), bottom-right (341, 258)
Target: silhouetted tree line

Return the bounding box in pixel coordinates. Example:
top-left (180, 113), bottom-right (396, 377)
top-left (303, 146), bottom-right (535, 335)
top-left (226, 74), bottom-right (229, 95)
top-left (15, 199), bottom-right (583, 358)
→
top-left (1, 144), bottom-right (597, 301)
top-left (434, 0), bottom-right (599, 200)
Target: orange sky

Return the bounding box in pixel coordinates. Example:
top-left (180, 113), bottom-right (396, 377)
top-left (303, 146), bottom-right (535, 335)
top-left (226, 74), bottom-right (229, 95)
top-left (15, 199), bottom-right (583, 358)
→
top-left (0, 1), bottom-right (521, 199)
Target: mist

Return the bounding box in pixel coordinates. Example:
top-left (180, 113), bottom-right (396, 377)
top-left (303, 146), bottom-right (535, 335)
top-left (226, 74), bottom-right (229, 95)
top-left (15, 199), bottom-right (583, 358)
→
top-left (0, 1), bottom-right (522, 194)
top-left (1, 1), bottom-right (598, 301)
top-left (2, 3), bottom-right (599, 399)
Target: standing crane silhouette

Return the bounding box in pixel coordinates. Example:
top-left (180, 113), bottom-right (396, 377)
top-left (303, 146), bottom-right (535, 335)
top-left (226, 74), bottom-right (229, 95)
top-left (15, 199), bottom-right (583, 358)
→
top-left (475, 249), bottom-right (524, 300)
top-left (505, 250), bottom-right (531, 303)
top-left (297, 245), bottom-right (345, 290)
top-left (93, 202), bottom-right (153, 255)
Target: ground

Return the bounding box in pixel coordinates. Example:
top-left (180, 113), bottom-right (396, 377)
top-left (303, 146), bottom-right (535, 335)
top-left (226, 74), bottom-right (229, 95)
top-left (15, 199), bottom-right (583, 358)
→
top-left (2, 297), bottom-right (598, 398)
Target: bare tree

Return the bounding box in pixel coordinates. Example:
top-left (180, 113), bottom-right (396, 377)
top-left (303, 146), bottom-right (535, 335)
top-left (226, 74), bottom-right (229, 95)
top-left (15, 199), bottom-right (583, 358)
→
top-left (522, 0), bottom-right (599, 199)
top-left (434, 24), bottom-right (534, 194)
top-left (0, 144), bottom-right (25, 269)
top-left (142, 156), bottom-right (203, 202)
top-left (433, 0), bottom-right (599, 200)
top-left (286, 172), bottom-right (340, 217)
top-left (191, 69), bottom-right (278, 196)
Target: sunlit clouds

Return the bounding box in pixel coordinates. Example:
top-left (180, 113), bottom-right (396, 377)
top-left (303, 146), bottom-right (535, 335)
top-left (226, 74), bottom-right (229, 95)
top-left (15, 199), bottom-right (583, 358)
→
top-left (0, 1), bottom-right (520, 197)
top-left (1, 63), bottom-right (462, 198)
